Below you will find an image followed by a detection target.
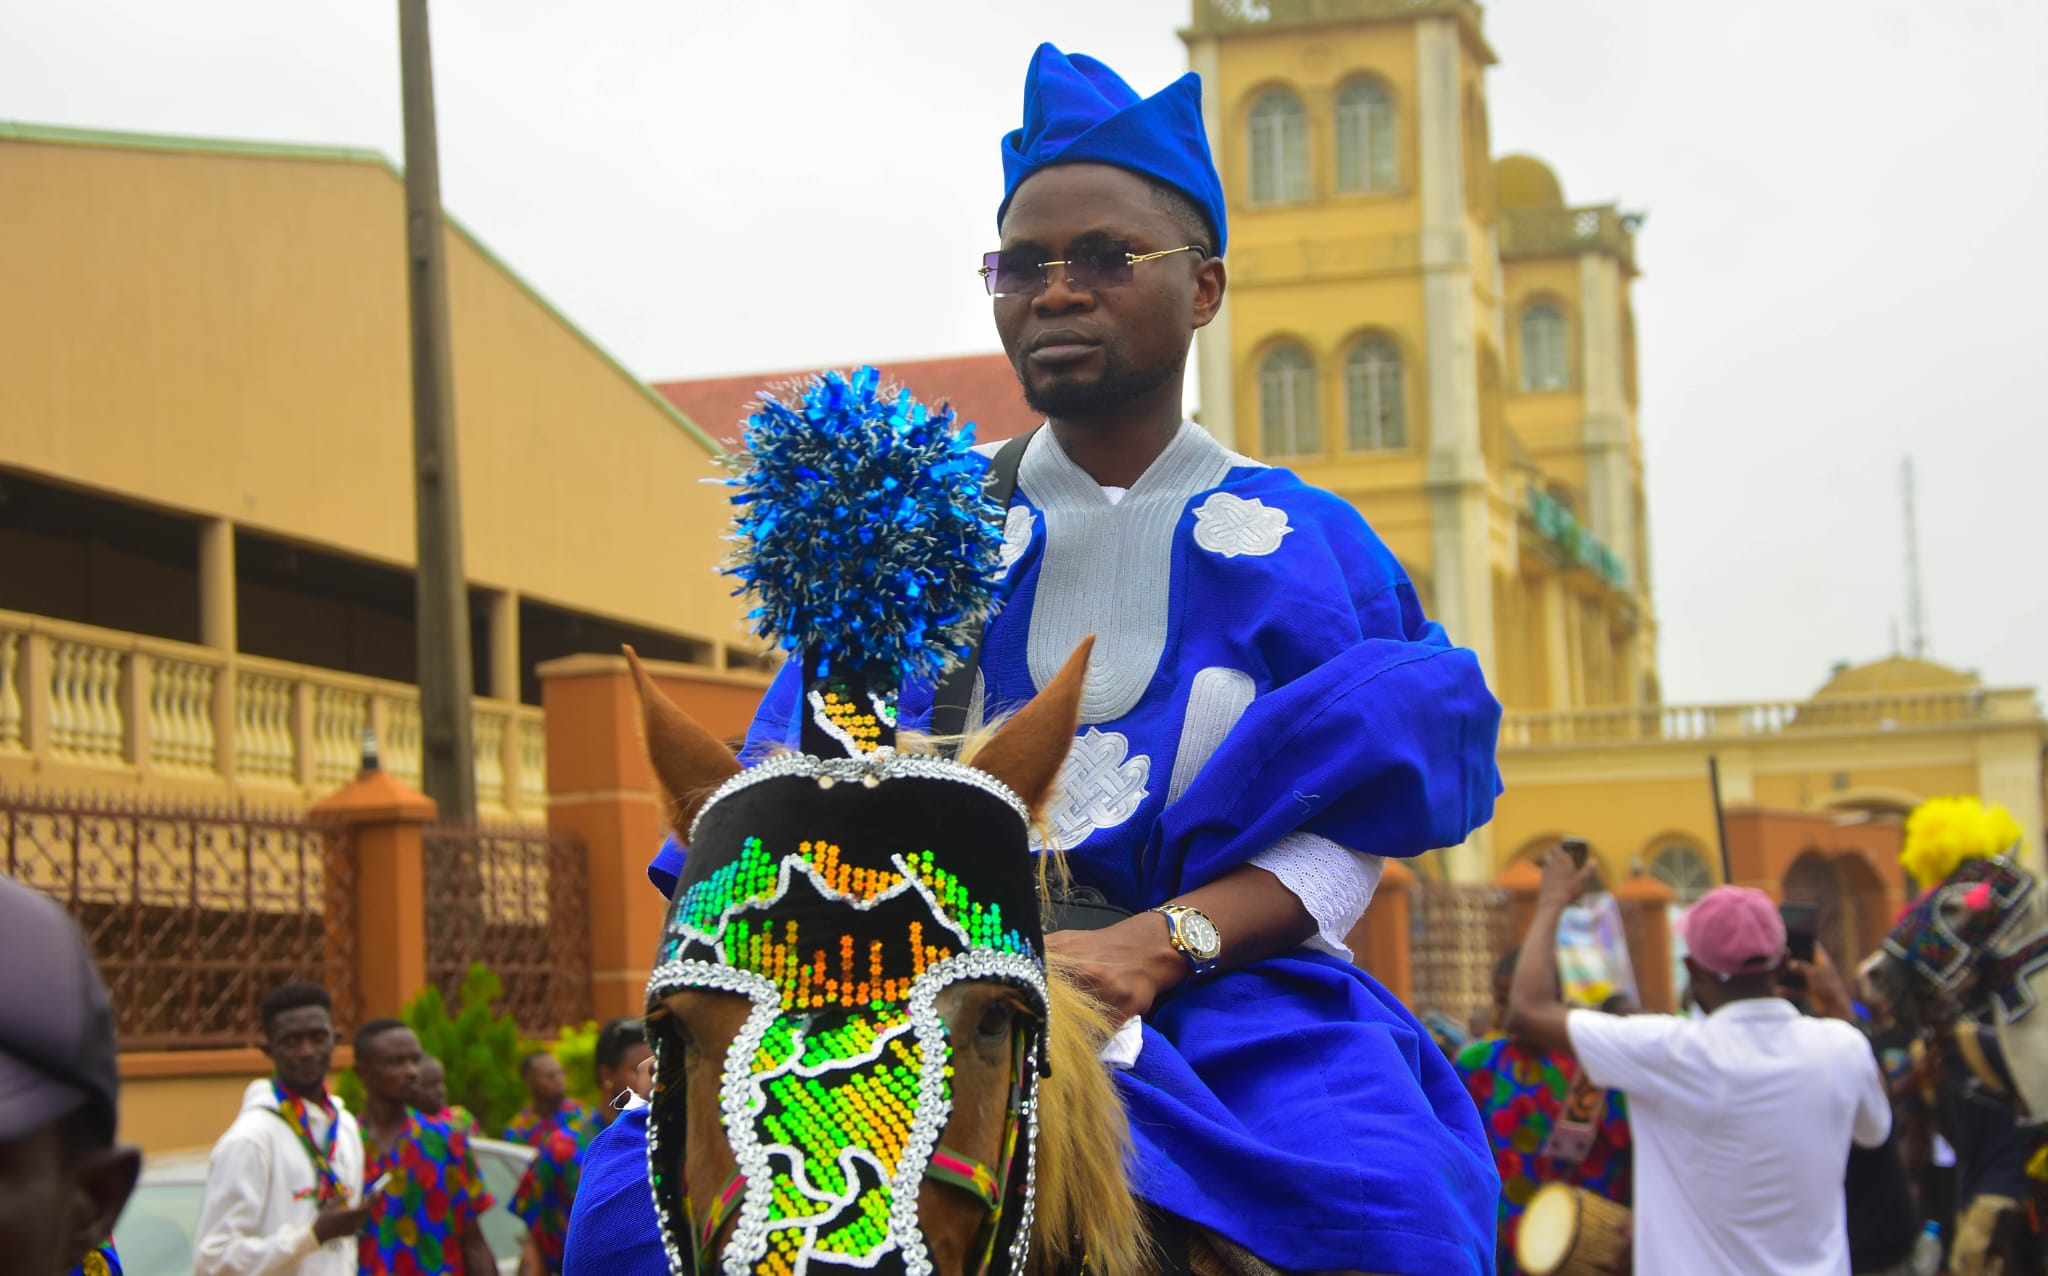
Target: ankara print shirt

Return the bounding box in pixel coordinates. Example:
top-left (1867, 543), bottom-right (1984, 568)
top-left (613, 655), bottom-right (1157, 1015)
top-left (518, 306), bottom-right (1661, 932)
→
top-left (1455, 1035), bottom-right (1632, 1276)
top-left (509, 1128), bottom-right (584, 1273)
top-left (359, 1111), bottom-right (496, 1276)
top-left (423, 1104), bottom-right (478, 1139)
top-left (503, 1099), bottom-right (598, 1151)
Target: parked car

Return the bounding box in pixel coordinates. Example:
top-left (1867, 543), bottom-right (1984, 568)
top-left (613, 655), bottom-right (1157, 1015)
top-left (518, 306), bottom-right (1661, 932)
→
top-left (112, 1136), bottom-right (537, 1276)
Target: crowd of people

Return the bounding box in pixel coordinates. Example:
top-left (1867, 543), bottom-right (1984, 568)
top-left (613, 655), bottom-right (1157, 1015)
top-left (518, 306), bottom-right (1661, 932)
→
top-left (11, 833), bottom-right (2048, 1276)
top-left (1426, 843), bottom-right (2047, 1275)
top-left (175, 983), bottom-right (654, 1276)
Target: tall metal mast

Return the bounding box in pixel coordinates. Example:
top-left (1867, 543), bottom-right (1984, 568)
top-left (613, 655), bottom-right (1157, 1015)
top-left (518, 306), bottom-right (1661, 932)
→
top-left (1902, 457), bottom-right (1926, 661)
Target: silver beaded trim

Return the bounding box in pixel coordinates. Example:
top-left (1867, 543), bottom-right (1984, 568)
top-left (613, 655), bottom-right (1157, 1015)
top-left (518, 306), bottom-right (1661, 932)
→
top-left (687, 749), bottom-right (1030, 845)
top-left (643, 949), bottom-right (1051, 1276)
top-left (644, 959), bottom-right (784, 1276)
top-left (897, 951), bottom-right (1051, 1276)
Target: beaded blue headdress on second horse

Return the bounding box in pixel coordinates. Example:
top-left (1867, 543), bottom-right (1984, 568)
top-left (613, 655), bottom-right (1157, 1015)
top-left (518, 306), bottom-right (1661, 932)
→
top-left (644, 368), bottom-right (1050, 1276)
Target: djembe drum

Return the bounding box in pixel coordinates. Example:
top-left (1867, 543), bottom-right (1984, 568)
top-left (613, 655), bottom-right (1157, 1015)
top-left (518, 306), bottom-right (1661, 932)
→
top-left (1516, 1183), bottom-right (1631, 1276)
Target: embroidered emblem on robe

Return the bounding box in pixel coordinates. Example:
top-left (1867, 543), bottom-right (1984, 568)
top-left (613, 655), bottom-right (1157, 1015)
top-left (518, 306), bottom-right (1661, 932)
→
top-left (1192, 492), bottom-right (1292, 558)
top-left (1040, 728), bottom-right (1150, 849)
top-left (994, 506), bottom-right (1035, 581)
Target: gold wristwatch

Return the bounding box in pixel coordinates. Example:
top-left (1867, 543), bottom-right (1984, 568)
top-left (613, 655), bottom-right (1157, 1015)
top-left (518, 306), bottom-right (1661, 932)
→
top-left (1152, 904), bottom-right (1223, 977)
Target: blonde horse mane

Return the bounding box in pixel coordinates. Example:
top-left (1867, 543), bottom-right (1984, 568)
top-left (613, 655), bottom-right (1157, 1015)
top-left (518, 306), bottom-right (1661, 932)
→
top-left (950, 723), bottom-right (1146, 1276)
top-left (1034, 954), bottom-right (1147, 1276)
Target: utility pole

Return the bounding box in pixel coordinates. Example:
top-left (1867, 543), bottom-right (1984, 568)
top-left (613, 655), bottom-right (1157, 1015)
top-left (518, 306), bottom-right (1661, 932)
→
top-left (398, 0), bottom-right (477, 822)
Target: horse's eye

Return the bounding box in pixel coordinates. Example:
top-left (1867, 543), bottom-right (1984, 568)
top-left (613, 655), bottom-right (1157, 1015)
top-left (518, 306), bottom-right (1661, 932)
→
top-left (666, 1021), bottom-right (700, 1063)
top-left (976, 1000), bottom-right (1017, 1044)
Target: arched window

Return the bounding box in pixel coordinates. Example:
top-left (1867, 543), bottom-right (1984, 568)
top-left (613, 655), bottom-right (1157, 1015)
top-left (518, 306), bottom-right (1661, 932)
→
top-left (1649, 844), bottom-right (1715, 904)
top-left (1248, 90), bottom-right (1309, 205)
top-left (1258, 344), bottom-right (1319, 457)
top-left (1335, 78), bottom-right (1397, 193)
top-left (1344, 336), bottom-right (1405, 450)
top-left (1519, 301), bottom-right (1570, 390)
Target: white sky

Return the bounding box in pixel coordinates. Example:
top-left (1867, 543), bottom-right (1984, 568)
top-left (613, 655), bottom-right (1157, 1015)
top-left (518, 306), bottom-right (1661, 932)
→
top-left (4, 1), bottom-right (2043, 705)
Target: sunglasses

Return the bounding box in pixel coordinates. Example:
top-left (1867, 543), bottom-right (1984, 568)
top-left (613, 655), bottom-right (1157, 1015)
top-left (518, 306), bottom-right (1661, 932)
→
top-left (978, 241), bottom-right (1206, 298)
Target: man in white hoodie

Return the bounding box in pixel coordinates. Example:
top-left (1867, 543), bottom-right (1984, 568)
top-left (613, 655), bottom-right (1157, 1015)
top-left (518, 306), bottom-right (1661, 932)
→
top-left (194, 982), bottom-right (370, 1276)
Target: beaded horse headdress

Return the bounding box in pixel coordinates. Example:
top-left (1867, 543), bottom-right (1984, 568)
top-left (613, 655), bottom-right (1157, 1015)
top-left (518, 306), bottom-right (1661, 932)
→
top-left (637, 368), bottom-right (1082, 1276)
top-left (1883, 796), bottom-right (2034, 1013)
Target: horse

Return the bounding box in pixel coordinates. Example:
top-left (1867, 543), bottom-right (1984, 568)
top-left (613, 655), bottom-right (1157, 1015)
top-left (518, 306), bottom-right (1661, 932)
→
top-left (626, 639), bottom-right (1175, 1276)
top-left (1864, 855), bottom-right (2048, 1121)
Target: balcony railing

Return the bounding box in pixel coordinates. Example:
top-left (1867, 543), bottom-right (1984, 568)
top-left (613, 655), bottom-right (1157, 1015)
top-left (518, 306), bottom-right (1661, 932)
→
top-left (1186, 0), bottom-right (1483, 35)
top-left (1499, 204), bottom-right (1639, 271)
top-left (0, 609), bottom-right (545, 817)
top-left (1501, 686), bottom-right (2038, 749)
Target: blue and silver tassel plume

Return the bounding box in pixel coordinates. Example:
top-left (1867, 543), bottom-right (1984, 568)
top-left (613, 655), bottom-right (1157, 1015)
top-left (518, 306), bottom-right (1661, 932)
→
top-left (719, 365), bottom-right (1004, 757)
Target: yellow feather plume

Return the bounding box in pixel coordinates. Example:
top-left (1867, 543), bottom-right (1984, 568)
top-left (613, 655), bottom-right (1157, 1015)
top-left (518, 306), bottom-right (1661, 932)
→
top-left (1901, 796), bottom-right (2024, 888)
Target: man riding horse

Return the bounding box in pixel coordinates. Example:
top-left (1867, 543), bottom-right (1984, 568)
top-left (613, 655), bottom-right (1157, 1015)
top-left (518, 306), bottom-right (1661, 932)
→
top-left (568, 44), bottom-right (1504, 1276)
top-left (1866, 795), bottom-right (2043, 1275)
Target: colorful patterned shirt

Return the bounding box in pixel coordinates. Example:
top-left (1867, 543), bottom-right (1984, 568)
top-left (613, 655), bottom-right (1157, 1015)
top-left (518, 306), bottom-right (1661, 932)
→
top-left (423, 1104), bottom-right (478, 1138)
top-left (509, 1127), bottom-right (584, 1273)
top-left (1455, 1035), bottom-right (1632, 1276)
top-left (359, 1109), bottom-right (495, 1275)
top-left (71, 1240), bottom-right (121, 1276)
top-left (503, 1100), bottom-right (597, 1150)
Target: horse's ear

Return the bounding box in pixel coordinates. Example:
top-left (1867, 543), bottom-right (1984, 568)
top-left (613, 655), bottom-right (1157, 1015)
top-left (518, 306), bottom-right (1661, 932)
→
top-left (625, 645), bottom-right (743, 834)
top-left (972, 636), bottom-right (1092, 820)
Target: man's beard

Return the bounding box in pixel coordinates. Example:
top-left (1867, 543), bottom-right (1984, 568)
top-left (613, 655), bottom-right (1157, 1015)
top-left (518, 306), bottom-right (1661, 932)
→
top-left (1015, 345), bottom-right (1178, 419)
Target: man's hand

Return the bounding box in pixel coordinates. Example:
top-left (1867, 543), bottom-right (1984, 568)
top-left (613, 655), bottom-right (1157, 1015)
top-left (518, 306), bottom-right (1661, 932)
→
top-left (1786, 945), bottom-right (1856, 1021)
top-left (1538, 844), bottom-right (1598, 911)
top-left (311, 1201), bottom-right (373, 1244)
top-left (1045, 914), bottom-right (1186, 1021)
top-left (1504, 846), bottom-right (1593, 1059)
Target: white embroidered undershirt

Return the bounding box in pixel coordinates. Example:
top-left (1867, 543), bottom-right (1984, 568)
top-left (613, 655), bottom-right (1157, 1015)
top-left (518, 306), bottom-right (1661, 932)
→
top-left (1094, 483), bottom-right (1382, 961)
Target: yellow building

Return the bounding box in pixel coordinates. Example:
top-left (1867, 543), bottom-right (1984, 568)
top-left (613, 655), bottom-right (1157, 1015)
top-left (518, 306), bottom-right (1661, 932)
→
top-left (0, 122), bottom-right (769, 814)
top-left (3, 3), bottom-right (2043, 914)
top-left (1180, 1), bottom-right (2044, 890)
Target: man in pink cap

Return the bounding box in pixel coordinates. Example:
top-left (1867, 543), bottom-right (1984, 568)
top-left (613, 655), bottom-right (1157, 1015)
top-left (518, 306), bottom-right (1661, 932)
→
top-left (1506, 846), bottom-right (1892, 1275)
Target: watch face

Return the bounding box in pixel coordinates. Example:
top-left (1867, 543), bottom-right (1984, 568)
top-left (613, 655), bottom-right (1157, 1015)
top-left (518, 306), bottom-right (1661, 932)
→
top-left (1180, 910), bottom-right (1222, 959)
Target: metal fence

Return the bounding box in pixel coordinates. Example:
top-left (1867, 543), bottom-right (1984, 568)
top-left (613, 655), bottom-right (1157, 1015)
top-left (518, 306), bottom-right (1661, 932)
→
top-left (0, 787), bottom-right (356, 1049)
top-left (1408, 881), bottom-right (1518, 1030)
top-left (423, 823), bottom-right (593, 1035)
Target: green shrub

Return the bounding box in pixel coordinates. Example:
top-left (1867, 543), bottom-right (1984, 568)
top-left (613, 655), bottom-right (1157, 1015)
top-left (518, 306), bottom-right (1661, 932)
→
top-left (545, 1020), bottom-right (603, 1109)
top-left (336, 963), bottom-right (537, 1135)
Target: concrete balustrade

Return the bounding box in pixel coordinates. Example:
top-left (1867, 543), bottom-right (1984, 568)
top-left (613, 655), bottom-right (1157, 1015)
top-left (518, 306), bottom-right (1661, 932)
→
top-left (1500, 686), bottom-right (2027, 748)
top-left (0, 608), bottom-right (545, 816)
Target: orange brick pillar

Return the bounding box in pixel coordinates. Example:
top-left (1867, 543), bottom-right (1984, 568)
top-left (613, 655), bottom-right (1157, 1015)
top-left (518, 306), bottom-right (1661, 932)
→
top-left (1614, 873), bottom-right (1677, 1013)
top-left (1348, 860), bottom-right (1415, 1003)
top-left (310, 768), bottom-right (436, 1022)
top-left (537, 654), bottom-right (773, 1021)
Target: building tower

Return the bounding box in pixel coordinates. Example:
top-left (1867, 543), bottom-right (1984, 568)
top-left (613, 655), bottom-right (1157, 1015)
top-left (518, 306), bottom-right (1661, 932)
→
top-left (1181, 0), bottom-right (1655, 720)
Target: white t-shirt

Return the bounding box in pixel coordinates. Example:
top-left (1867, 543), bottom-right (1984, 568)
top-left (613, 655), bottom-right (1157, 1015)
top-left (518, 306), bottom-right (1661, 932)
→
top-left (1567, 999), bottom-right (1891, 1276)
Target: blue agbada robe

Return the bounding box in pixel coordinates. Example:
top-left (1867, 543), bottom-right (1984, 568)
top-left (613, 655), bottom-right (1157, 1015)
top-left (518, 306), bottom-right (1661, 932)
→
top-left (562, 1108), bottom-right (663, 1275)
top-left (632, 424), bottom-right (1504, 1275)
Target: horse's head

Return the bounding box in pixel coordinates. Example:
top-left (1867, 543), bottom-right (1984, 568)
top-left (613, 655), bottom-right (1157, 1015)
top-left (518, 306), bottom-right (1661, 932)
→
top-left (1871, 857), bottom-right (2041, 1034)
top-left (630, 639), bottom-right (1127, 1276)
